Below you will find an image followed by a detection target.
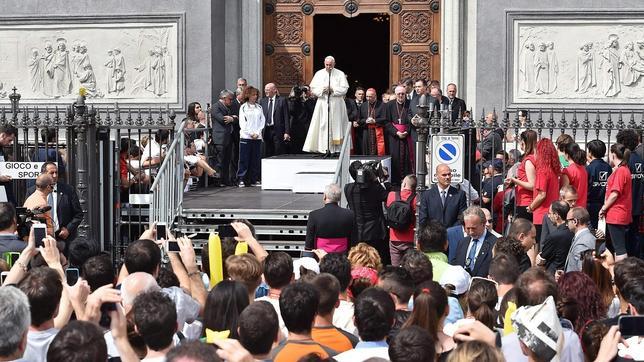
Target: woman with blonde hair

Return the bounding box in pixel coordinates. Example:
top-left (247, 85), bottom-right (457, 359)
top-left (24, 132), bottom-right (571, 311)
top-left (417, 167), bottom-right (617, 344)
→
top-left (348, 242), bottom-right (382, 271)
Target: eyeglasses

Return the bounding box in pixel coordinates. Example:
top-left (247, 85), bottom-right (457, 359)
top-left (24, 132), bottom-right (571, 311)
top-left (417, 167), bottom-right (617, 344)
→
top-left (486, 219), bottom-right (493, 223)
top-left (566, 218), bottom-right (577, 224)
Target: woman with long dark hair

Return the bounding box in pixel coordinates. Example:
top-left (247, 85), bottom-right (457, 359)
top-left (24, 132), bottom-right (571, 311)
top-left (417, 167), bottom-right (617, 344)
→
top-left (599, 143), bottom-right (632, 262)
top-left (528, 138), bottom-right (561, 240)
top-left (403, 281), bottom-right (454, 360)
top-left (203, 280), bottom-right (250, 339)
top-left (561, 142), bottom-right (589, 208)
top-left (508, 130), bottom-right (537, 220)
top-left (580, 250), bottom-right (620, 318)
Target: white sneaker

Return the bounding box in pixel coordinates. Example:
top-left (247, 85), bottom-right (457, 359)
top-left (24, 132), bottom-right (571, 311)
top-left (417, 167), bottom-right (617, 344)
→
top-left (253, 181), bottom-right (262, 187)
top-left (238, 181), bottom-right (245, 187)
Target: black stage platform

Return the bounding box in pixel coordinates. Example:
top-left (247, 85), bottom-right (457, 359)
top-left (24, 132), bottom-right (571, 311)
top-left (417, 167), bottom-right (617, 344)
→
top-left (182, 186), bottom-right (322, 212)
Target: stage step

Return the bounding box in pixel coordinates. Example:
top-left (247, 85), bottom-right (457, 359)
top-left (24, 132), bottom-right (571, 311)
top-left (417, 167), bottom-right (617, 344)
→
top-left (179, 207), bottom-right (310, 255)
top-left (292, 171), bottom-right (334, 193)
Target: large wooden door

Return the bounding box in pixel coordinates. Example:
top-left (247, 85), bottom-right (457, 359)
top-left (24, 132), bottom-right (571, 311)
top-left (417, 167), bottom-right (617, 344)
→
top-left (263, 0), bottom-right (441, 95)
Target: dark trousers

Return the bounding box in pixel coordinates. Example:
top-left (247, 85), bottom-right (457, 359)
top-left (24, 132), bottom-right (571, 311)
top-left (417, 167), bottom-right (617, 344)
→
top-left (607, 223), bottom-right (628, 256)
top-left (237, 139), bottom-right (261, 184)
top-left (230, 131), bottom-right (240, 183)
top-left (215, 143), bottom-right (232, 186)
top-left (263, 126), bottom-right (285, 158)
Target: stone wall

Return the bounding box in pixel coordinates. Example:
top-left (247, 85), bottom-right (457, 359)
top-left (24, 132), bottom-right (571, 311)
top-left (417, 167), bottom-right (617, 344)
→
top-left (0, 0), bottom-right (223, 112)
top-left (473, 0), bottom-right (644, 112)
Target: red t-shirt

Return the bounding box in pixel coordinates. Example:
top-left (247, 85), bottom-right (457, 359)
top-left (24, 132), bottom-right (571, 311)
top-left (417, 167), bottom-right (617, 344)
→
top-left (516, 154), bottom-right (536, 206)
top-left (119, 152), bottom-right (128, 180)
top-left (562, 163), bottom-right (588, 208)
top-left (386, 189), bottom-right (416, 242)
top-left (533, 169), bottom-right (560, 225)
top-left (605, 165), bottom-right (633, 225)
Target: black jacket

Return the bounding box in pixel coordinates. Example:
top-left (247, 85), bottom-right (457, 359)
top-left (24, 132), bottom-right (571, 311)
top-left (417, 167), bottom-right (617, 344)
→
top-left (419, 185), bottom-right (467, 227)
top-left (305, 203), bottom-right (354, 250)
top-left (541, 223), bottom-right (575, 274)
top-left (211, 101), bottom-right (235, 146)
top-left (344, 182), bottom-right (389, 243)
top-left (259, 96), bottom-right (290, 139)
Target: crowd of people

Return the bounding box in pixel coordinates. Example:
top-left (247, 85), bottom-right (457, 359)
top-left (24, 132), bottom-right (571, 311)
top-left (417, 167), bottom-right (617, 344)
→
top-left (0, 65), bottom-right (643, 361)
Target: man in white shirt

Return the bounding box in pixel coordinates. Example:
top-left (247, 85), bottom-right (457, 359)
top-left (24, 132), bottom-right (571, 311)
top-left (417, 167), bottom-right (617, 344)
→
top-left (255, 252), bottom-right (294, 339)
top-left (319, 253), bottom-right (356, 334)
top-left (334, 287), bottom-right (394, 361)
top-left (133, 291), bottom-right (177, 362)
top-left (18, 267), bottom-right (63, 362)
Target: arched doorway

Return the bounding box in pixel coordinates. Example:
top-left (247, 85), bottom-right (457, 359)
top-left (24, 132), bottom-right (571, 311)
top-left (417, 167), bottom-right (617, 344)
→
top-left (262, 0), bottom-right (441, 95)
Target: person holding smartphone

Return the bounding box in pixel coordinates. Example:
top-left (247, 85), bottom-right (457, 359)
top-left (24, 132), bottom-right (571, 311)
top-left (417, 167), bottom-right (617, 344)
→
top-left (0, 203), bottom-right (26, 255)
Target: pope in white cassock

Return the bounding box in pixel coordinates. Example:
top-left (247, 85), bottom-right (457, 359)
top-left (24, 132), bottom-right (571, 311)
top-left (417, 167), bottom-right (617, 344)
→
top-left (303, 56), bottom-right (349, 154)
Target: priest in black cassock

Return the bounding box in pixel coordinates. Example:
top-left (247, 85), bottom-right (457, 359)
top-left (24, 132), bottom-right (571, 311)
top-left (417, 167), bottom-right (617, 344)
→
top-left (384, 85), bottom-right (415, 186)
top-left (358, 88), bottom-right (388, 156)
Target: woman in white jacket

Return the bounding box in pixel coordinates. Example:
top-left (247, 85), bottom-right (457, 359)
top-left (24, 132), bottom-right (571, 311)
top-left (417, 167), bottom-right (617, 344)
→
top-left (237, 86), bottom-right (265, 187)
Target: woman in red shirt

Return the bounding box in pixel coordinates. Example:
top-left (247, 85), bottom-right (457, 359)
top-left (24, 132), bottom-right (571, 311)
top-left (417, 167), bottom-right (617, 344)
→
top-left (508, 130), bottom-right (538, 221)
top-left (528, 138), bottom-right (561, 241)
top-left (600, 143), bottom-right (632, 262)
top-left (561, 142), bottom-right (589, 208)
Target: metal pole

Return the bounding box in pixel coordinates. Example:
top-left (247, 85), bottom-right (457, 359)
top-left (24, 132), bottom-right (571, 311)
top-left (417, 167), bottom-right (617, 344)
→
top-left (73, 95), bottom-right (91, 241)
top-left (413, 94), bottom-right (431, 242)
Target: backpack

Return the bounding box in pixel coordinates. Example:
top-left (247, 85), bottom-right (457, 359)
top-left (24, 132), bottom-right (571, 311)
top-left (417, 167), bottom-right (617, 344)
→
top-left (385, 191), bottom-right (415, 230)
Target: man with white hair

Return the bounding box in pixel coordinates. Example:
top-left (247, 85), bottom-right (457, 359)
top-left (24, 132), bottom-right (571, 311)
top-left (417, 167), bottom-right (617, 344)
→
top-left (0, 286), bottom-right (31, 361)
top-left (303, 56), bottom-right (350, 154)
top-left (305, 184), bottom-right (354, 253)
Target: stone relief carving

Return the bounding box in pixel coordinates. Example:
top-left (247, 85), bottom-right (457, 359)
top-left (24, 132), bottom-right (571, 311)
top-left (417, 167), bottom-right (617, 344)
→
top-left (0, 21), bottom-right (179, 105)
top-left (513, 20), bottom-right (644, 104)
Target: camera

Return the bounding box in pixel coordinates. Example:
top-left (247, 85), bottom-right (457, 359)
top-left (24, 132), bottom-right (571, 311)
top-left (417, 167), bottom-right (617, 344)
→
top-left (290, 85), bottom-right (306, 100)
top-left (355, 161), bottom-right (387, 185)
top-left (16, 206), bottom-right (51, 240)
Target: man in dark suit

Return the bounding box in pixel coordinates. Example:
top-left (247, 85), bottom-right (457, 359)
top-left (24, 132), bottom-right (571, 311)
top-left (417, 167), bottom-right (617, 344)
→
top-left (408, 79), bottom-right (428, 144)
top-left (450, 206), bottom-right (498, 277)
top-left (419, 163), bottom-right (467, 227)
top-left (212, 89), bottom-right (237, 186)
top-left (0, 124), bottom-right (17, 206)
top-left (305, 184), bottom-right (354, 254)
top-left (229, 87), bottom-right (243, 184)
top-left (446, 83), bottom-right (467, 121)
top-left (538, 201), bottom-right (574, 274)
top-left (40, 162), bottom-right (83, 248)
top-left (260, 83), bottom-right (290, 157)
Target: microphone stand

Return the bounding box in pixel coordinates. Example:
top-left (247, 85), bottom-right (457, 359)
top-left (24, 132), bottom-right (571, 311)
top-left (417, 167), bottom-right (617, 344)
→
top-left (324, 68), bottom-right (332, 158)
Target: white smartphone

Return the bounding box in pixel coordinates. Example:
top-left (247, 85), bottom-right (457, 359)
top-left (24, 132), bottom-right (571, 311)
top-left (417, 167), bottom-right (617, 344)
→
top-left (155, 222), bottom-right (167, 241)
top-left (32, 224), bottom-right (47, 248)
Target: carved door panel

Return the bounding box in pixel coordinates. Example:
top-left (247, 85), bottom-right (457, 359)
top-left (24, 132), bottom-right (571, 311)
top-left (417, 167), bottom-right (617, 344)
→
top-left (263, 1), bottom-right (441, 95)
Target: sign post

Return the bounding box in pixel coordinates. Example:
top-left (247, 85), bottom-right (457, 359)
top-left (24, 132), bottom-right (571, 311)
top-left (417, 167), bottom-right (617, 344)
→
top-left (430, 134), bottom-right (464, 183)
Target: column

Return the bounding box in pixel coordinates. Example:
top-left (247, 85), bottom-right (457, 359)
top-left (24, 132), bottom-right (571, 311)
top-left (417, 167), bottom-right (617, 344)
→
top-left (241, 0), bottom-right (262, 88)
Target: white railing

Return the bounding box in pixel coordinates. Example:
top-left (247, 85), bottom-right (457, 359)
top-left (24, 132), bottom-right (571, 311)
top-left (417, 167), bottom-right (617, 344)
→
top-left (149, 120), bottom-right (187, 227)
top-left (332, 125), bottom-right (353, 207)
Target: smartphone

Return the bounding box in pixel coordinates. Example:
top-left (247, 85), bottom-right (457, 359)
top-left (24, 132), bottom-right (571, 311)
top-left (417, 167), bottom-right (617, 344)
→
top-left (155, 222), bottom-right (167, 241)
top-left (218, 224), bottom-right (237, 238)
top-left (32, 224), bottom-right (47, 248)
top-left (618, 315), bottom-right (644, 336)
top-left (99, 302), bottom-right (117, 329)
top-left (301, 249), bottom-right (318, 261)
top-left (5, 252), bottom-right (20, 268)
top-left (595, 239), bottom-right (606, 258)
top-left (1, 271), bottom-right (9, 284)
top-left (165, 240), bottom-right (180, 253)
top-left (65, 268), bottom-right (80, 285)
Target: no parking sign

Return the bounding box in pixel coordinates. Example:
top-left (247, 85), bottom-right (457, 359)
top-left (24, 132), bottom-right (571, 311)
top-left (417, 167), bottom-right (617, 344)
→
top-left (430, 134), bottom-right (464, 183)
